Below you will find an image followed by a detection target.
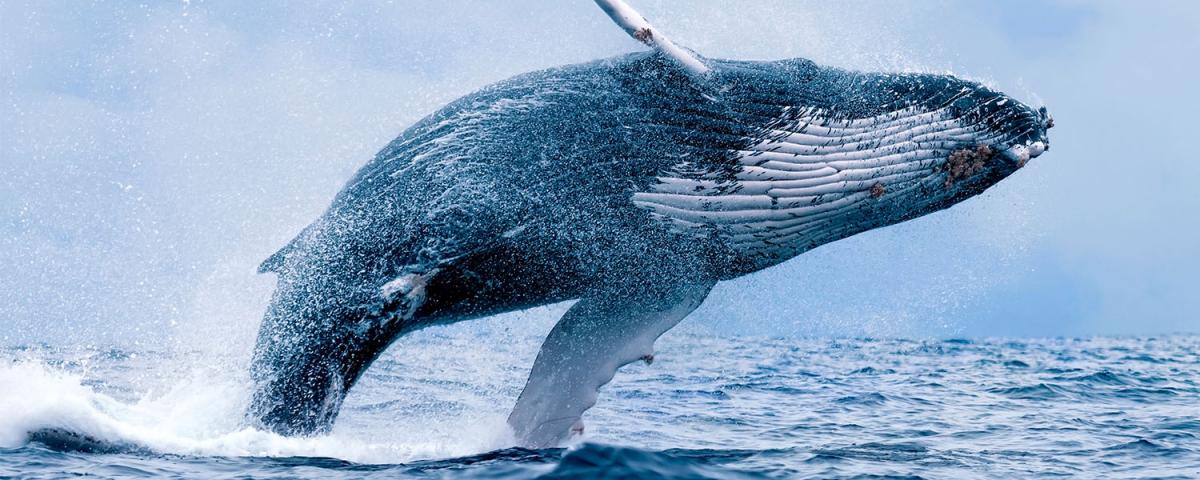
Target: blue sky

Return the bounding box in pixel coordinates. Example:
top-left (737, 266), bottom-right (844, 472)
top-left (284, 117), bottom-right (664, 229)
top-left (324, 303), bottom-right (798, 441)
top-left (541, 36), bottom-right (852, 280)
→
top-left (1, 1), bottom-right (1197, 345)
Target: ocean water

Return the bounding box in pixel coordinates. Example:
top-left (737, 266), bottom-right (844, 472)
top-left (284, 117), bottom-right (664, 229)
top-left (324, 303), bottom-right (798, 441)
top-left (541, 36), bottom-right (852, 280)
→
top-left (1, 329), bottom-right (1198, 479)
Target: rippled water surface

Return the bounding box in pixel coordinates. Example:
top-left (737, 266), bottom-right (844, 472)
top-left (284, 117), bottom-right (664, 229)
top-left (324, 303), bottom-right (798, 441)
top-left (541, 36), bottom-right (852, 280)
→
top-left (2, 332), bottom-right (1198, 478)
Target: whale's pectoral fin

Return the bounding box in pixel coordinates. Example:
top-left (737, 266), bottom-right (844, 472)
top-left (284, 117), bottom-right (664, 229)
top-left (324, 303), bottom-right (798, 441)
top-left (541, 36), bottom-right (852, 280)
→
top-left (594, 0), bottom-right (709, 77)
top-left (507, 280), bottom-right (714, 448)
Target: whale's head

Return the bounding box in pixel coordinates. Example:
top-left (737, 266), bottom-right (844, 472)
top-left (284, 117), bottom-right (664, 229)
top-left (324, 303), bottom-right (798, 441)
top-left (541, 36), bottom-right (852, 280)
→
top-left (827, 69), bottom-right (1054, 222)
top-left (712, 59), bottom-right (1054, 245)
top-left (633, 57), bottom-right (1053, 266)
top-left (596, 1), bottom-right (1051, 266)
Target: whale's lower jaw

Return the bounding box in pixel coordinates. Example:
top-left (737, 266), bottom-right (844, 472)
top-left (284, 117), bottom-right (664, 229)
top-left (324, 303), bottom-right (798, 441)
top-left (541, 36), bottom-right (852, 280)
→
top-left (633, 101), bottom-right (1045, 270)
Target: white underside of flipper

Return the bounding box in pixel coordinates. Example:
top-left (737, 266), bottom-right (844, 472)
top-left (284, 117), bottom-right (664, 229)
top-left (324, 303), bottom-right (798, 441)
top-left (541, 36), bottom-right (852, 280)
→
top-left (507, 282), bottom-right (714, 448)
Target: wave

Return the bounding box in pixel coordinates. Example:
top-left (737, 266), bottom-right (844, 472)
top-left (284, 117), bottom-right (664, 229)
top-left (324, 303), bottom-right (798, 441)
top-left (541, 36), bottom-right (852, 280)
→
top-left (542, 444), bottom-right (764, 480)
top-left (987, 382), bottom-right (1077, 401)
top-left (0, 361), bottom-right (510, 464)
top-left (2, 334), bottom-right (1197, 478)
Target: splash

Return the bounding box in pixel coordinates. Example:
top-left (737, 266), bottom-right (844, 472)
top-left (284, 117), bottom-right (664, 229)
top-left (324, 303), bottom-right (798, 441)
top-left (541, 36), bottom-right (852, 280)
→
top-left (0, 354), bottom-right (514, 464)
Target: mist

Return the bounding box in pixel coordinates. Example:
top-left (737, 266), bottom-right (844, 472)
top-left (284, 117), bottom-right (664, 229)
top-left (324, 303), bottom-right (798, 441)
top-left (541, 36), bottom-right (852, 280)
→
top-left (2, 0), bottom-right (1197, 348)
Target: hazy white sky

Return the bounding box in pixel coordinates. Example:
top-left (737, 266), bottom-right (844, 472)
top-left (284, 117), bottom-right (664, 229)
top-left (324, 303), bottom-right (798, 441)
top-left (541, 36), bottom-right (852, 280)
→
top-left (2, 1), bottom-right (1197, 346)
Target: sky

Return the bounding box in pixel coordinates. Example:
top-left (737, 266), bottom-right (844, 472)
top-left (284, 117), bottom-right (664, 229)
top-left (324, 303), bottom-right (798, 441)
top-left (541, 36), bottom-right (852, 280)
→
top-left (1, 0), bottom-right (1198, 347)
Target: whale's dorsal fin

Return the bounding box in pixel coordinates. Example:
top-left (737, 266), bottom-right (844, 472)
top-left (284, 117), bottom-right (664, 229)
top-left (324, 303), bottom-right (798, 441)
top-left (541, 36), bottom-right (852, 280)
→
top-left (594, 0), bottom-right (709, 77)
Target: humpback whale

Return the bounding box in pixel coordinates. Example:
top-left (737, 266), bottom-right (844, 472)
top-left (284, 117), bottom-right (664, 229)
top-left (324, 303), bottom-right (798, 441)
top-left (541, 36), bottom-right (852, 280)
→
top-left (246, 0), bottom-right (1052, 448)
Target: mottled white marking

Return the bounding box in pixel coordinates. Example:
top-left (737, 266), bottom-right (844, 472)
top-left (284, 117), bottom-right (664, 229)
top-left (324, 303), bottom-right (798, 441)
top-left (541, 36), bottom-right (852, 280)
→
top-left (1028, 141), bottom-right (1046, 157)
top-left (502, 225), bottom-right (528, 238)
top-left (377, 270), bottom-right (437, 325)
top-left (380, 274), bottom-right (418, 299)
top-left (1002, 144), bottom-right (1030, 164)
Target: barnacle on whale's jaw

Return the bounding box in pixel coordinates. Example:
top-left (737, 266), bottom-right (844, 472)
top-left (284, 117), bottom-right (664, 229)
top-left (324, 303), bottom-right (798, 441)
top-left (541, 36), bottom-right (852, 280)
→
top-left (942, 101), bottom-right (1052, 193)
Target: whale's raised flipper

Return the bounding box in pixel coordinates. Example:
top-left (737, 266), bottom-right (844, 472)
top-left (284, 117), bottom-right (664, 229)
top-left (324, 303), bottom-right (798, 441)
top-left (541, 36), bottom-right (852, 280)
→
top-left (507, 280), bottom-right (714, 448)
top-left (594, 0), bottom-right (709, 77)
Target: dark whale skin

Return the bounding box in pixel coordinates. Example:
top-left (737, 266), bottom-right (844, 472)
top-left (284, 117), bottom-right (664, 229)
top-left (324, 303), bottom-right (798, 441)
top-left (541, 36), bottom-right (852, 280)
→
top-left (246, 51), bottom-right (1050, 437)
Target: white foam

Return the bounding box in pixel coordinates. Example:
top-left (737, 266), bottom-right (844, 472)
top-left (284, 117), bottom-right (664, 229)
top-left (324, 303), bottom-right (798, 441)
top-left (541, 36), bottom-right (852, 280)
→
top-left (0, 360), bottom-right (512, 464)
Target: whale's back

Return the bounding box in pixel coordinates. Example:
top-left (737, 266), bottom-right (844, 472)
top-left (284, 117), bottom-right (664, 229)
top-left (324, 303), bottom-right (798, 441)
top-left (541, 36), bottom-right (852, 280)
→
top-left (258, 53), bottom-right (750, 277)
